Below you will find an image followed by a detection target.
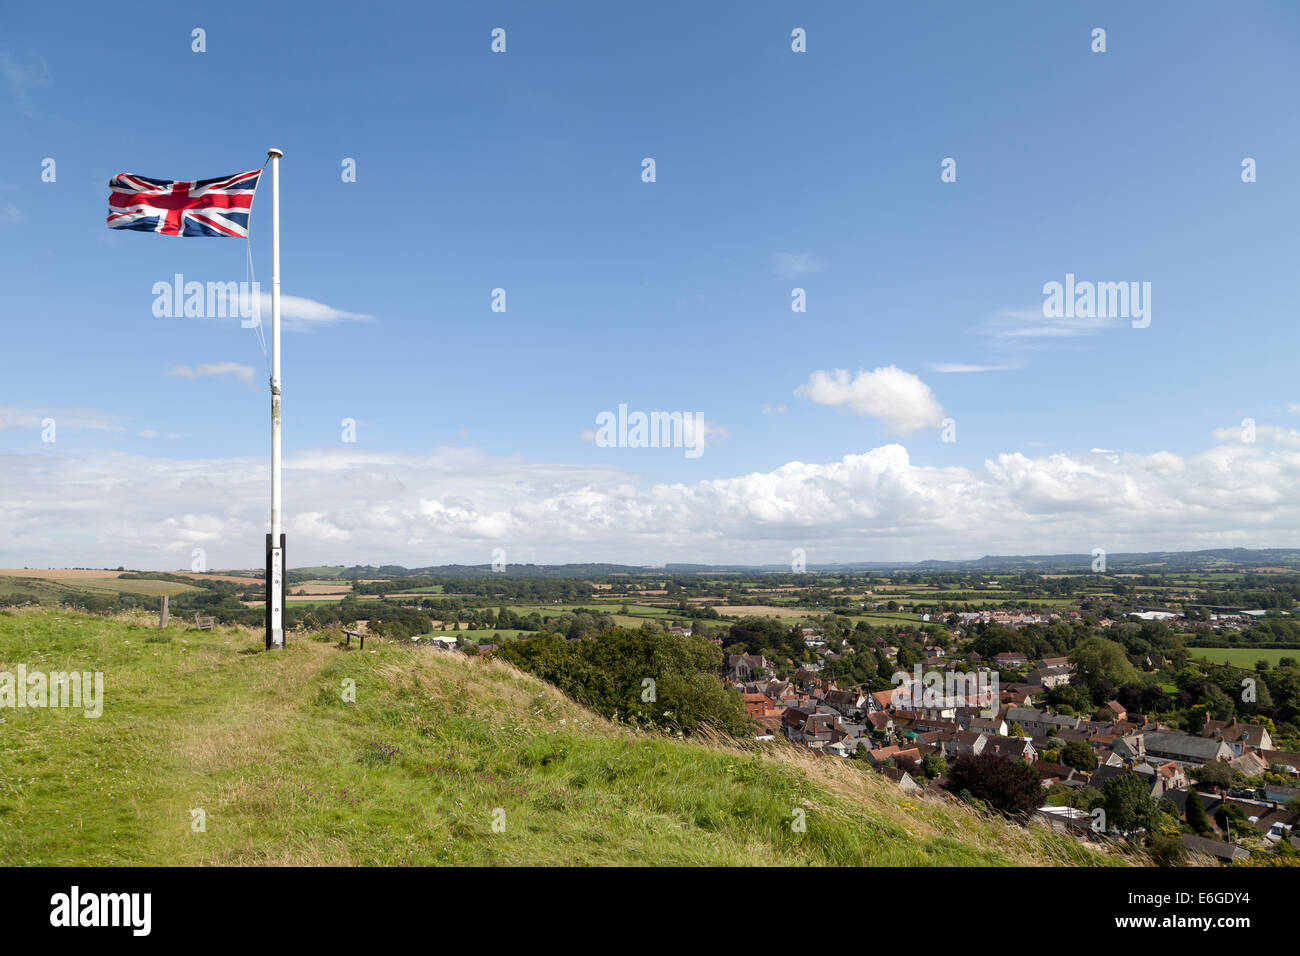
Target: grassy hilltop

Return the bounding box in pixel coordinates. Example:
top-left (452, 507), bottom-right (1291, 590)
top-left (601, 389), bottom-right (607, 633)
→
top-left (0, 608), bottom-right (1129, 866)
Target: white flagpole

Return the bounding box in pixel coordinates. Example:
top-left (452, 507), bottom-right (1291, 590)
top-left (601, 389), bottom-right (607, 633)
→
top-left (267, 147), bottom-right (285, 649)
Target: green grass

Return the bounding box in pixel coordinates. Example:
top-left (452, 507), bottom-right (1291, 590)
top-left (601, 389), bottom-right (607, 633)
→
top-left (0, 607), bottom-right (1130, 866)
top-left (426, 628), bottom-right (529, 643)
top-left (0, 575), bottom-right (197, 603)
top-left (850, 612), bottom-right (927, 626)
top-left (1188, 646), bottom-right (1300, 667)
top-left (506, 603), bottom-right (676, 620)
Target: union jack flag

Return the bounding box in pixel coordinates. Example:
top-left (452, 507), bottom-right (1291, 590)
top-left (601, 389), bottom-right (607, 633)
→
top-left (107, 169), bottom-right (261, 237)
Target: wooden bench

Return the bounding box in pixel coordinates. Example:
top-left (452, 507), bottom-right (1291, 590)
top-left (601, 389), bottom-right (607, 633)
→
top-left (193, 612), bottom-right (215, 631)
top-left (343, 628), bottom-right (366, 649)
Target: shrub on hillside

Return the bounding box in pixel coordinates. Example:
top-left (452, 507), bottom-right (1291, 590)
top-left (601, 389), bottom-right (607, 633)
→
top-left (945, 753), bottom-right (1042, 820)
top-left (495, 627), bottom-right (753, 737)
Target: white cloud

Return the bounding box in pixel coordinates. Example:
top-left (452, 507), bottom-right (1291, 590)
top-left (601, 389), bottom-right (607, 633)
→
top-left (0, 405), bottom-right (122, 433)
top-left (770, 252), bottom-right (824, 280)
top-left (795, 366), bottom-right (945, 435)
top-left (5, 425), bottom-right (1297, 569)
top-left (201, 289), bottom-right (373, 332)
top-left (269, 293), bottom-right (373, 332)
top-left (987, 308), bottom-right (1120, 339)
top-left (930, 362), bottom-right (1021, 374)
top-left (166, 362), bottom-right (256, 383)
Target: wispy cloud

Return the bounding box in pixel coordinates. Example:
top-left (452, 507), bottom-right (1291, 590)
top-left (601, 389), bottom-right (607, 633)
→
top-left (944, 306), bottom-right (1126, 373)
top-left (0, 405), bottom-right (122, 432)
top-left (929, 362), bottom-right (1022, 374)
top-left (166, 362), bottom-right (256, 383)
top-left (271, 293), bottom-right (374, 332)
top-left (770, 252), bottom-right (824, 280)
top-left (985, 307), bottom-right (1120, 340)
top-left (0, 52), bottom-right (52, 116)
top-left (200, 288), bottom-right (374, 333)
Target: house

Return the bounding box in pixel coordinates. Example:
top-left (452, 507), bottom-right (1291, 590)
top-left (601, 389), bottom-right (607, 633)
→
top-left (943, 731), bottom-right (988, 760)
top-left (865, 711), bottom-right (894, 735)
top-left (865, 745), bottom-right (913, 767)
top-left (1180, 834), bottom-right (1250, 864)
top-left (867, 689), bottom-right (895, 713)
top-left (1036, 805), bottom-right (1096, 836)
top-left (781, 706), bottom-right (839, 750)
top-left (993, 651), bottom-right (1029, 668)
top-left (1142, 731), bottom-right (1234, 768)
top-left (1201, 718), bottom-right (1273, 756)
top-left (1104, 701), bottom-right (1127, 721)
top-left (1033, 761), bottom-right (1079, 786)
top-left (667, 626), bottom-right (693, 638)
top-left (1026, 664), bottom-right (1073, 689)
top-left (826, 738), bottom-right (864, 758)
top-left (892, 711), bottom-right (962, 735)
top-left (1111, 733), bottom-right (1147, 760)
top-left (823, 689), bottom-right (869, 719)
top-left (1153, 760), bottom-right (1188, 791)
top-left (968, 715), bottom-right (1009, 737)
top-left (878, 766), bottom-right (922, 792)
top-left (723, 653), bottom-right (770, 681)
top-left (1000, 684), bottom-right (1036, 706)
top-left (1006, 707), bottom-right (1081, 737)
top-left (981, 735), bottom-right (1037, 763)
top-left (1229, 751), bottom-right (1269, 777)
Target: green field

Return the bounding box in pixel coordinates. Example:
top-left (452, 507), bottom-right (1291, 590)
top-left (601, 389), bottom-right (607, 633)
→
top-left (426, 628), bottom-right (529, 643)
top-left (506, 603), bottom-right (676, 620)
top-left (0, 607), bottom-right (1125, 866)
top-left (1188, 646), bottom-right (1300, 667)
top-left (850, 612), bottom-right (928, 627)
top-left (0, 575), bottom-right (197, 603)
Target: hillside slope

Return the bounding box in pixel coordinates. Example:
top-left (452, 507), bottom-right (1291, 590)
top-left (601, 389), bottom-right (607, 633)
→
top-left (0, 608), bottom-right (1129, 866)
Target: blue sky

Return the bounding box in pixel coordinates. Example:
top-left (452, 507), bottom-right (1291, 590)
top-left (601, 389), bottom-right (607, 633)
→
top-left (2, 2), bottom-right (1299, 569)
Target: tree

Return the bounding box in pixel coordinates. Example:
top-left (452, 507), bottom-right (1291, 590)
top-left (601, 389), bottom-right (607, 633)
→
top-left (1060, 740), bottom-right (1098, 772)
top-left (921, 754), bottom-right (947, 779)
top-left (496, 627), bottom-right (752, 737)
top-left (1070, 637), bottom-right (1138, 694)
top-left (1194, 760), bottom-right (1234, 789)
top-left (945, 753), bottom-right (1042, 820)
top-left (1214, 802), bottom-right (1257, 838)
top-left (1102, 772), bottom-right (1158, 836)
top-left (1185, 789), bottom-right (1212, 835)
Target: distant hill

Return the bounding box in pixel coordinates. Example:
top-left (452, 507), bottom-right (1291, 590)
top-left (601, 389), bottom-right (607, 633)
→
top-left (286, 548), bottom-right (1300, 579)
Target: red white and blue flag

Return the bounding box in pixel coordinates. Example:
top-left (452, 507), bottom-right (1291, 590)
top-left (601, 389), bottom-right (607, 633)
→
top-left (107, 169), bottom-right (261, 238)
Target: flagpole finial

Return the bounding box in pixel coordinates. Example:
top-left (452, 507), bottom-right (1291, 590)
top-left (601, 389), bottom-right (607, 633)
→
top-left (267, 148), bottom-right (284, 159)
